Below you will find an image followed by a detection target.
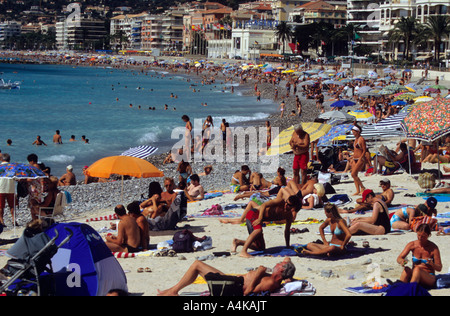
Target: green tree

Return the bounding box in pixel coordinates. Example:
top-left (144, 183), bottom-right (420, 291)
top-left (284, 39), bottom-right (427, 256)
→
top-left (388, 16), bottom-right (419, 61)
top-left (275, 21), bottom-right (293, 55)
top-left (425, 15), bottom-right (450, 64)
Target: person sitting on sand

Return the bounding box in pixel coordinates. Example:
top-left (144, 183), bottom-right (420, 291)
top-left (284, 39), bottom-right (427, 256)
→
top-left (58, 165), bottom-right (77, 186)
top-left (349, 189), bottom-right (391, 235)
top-left (233, 168), bottom-right (287, 201)
top-left (140, 182), bottom-right (163, 219)
top-left (198, 165), bottom-right (213, 177)
top-left (396, 224), bottom-right (442, 288)
top-left (157, 257), bottom-right (296, 296)
top-left (250, 173), bottom-right (272, 191)
top-left (282, 173), bottom-right (318, 200)
top-left (161, 178), bottom-right (177, 207)
top-left (231, 195), bottom-right (302, 258)
top-left (105, 205), bottom-right (141, 254)
top-left (127, 201), bottom-right (150, 251)
top-left (302, 183), bottom-right (325, 209)
top-left (231, 165), bottom-right (251, 192)
top-left (340, 179), bottom-right (395, 214)
top-left (302, 203), bottom-right (352, 256)
top-left (186, 174), bottom-right (205, 201)
top-left (390, 204), bottom-right (430, 231)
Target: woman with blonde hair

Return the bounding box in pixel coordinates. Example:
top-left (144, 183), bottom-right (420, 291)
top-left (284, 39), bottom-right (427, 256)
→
top-left (302, 183), bottom-right (325, 209)
top-left (303, 203), bottom-right (352, 256)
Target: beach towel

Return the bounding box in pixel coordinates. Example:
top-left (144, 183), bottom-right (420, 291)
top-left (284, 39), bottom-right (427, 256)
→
top-left (86, 214), bottom-right (118, 222)
top-left (422, 195), bottom-right (450, 203)
top-left (343, 286), bottom-right (390, 295)
top-left (250, 245), bottom-right (302, 257)
top-left (436, 212), bottom-right (450, 219)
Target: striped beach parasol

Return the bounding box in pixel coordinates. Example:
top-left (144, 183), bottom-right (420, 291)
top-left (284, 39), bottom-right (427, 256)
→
top-left (301, 122), bottom-right (332, 142)
top-left (121, 145), bottom-right (158, 159)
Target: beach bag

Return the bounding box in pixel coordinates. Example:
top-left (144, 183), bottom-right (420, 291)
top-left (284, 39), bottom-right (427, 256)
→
top-left (203, 204), bottom-right (223, 216)
top-left (385, 282), bottom-right (431, 296)
top-left (410, 216), bottom-right (438, 232)
top-left (172, 230), bottom-right (194, 253)
top-left (418, 172), bottom-right (436, 190)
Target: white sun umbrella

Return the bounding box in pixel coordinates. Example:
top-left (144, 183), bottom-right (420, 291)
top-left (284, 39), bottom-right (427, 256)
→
top-left (121, 145), bottom-right (158, 159)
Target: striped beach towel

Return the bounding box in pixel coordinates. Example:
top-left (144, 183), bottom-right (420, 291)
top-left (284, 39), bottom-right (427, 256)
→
top-left (86, 214), bottom-right (118, 222)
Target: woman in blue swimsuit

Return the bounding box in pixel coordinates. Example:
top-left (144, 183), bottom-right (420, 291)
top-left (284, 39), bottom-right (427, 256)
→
top-left (397, 224), bottom-right (442, 288)
top-left (303, 203), bottom-right (352, 256)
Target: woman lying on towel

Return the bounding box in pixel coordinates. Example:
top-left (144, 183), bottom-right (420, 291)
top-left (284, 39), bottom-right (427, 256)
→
top-left (302, 203), bottom-right (351, 256)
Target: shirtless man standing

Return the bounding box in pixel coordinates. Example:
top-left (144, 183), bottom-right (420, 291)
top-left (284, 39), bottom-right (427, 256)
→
top-left (231, 195), bottom-right (301, 258)
top-left (53, 130), bottom-right (63, 144)
top-left (158, 257), bottom-right (296, 296)
top-left (105, 205), bottom-right (141, 253)
top-left (290, 126), bottom-right (310, 185)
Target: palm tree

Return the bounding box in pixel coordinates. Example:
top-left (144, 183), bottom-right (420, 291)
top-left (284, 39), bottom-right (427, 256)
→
top-left (388, 16), bottom-right (418, 61)
top-left (425, 15), bottom-right (450, 64)
top-left (275, 21), bottom-right (293, 55)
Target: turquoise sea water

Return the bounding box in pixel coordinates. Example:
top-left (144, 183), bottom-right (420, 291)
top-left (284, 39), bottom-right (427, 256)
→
top-left (0, 63), bottom-right (275, 178)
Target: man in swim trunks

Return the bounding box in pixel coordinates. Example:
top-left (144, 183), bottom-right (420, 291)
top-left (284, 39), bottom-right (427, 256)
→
top-left (105, 205), bottom-right (141, 253)
top-left (231, 195), bottom-right (302, 258)
top-left (290, 126), bottom-right (310, 185)
top-left (157, 257), bottom-right (296, 296)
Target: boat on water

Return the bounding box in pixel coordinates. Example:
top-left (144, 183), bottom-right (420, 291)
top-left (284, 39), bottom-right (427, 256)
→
top-left (0, 79), bottom-right (20, 89)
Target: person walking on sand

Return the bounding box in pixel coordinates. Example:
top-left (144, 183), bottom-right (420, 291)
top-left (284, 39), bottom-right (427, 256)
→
top-left (350, 125), bottom-right (366, 196)
top-left (279, 100), bottom-right (286, 118)
top-left (290, 126), bottom-right (310, 185)
top-left (0, 154), bottom-right (17, 226)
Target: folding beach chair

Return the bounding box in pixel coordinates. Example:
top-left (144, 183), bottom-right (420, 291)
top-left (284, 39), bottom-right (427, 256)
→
top-left (38, 192), bottom-right (68, 222)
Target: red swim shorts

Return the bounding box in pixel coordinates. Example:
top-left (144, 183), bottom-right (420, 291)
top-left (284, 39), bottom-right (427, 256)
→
top-left (245, 209), bottom-right (266, 251)
top-left (293, 152), bottom-right (309, 170)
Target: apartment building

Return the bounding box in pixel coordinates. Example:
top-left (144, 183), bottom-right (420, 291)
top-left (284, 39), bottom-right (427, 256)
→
top-left (0, 21), bottom-right (21, 45)
top-left (56, 17), bottom-right (106, 50)
top-left (110, 13), bottom-right (147, 50)
top-left (290, 0), bottom-right (347, 27)
top-left (141, 14), bottom-right (164, 51)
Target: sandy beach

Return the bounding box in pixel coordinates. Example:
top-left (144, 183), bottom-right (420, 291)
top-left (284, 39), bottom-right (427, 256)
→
top-left (1, 52), bottom-right (450, 297)
top-left (0, 151), bottom-right (449, 297)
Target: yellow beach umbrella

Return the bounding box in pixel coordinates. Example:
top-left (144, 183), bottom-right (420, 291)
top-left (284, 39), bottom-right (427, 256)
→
top-left (348, 110), bottom-right (374, 122)
top-left (266, 126), bottom-right (295, 156)
top-left (414, 96), bottom-right (434, 103)
top-left (301, 122), bottom-right (332, 142)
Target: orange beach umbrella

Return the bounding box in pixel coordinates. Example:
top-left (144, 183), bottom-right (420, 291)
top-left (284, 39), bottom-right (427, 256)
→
top-left (86, 155), bottom-right (164, 179)
top-left (86, 155), bottom-right (164, 203)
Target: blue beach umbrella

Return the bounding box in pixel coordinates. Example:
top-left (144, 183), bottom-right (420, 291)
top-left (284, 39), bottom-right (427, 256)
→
top-left (0, 163), bottom-right (46, 180)
top-left (391, 100), bottom-right (407, 106)
top-left (330, 100), bottom-right (356, 108)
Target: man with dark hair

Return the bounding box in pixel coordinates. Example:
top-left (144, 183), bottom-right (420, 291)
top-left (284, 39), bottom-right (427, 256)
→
top-left (231, 195), bottom-right (302, 258)
top-left (290, 126), bottom-right (310, 185)
top-left (186, 174), bottom-right (204, 201)
top-left (105, 205), bottom-right (141, 253)
top-left (157, 257), bottom-right (296, 296)
top-left (127, 201), bottom-right (150, 251)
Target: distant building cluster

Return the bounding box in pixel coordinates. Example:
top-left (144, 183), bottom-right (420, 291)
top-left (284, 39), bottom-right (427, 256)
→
top-left (1, 0), bottom-right (450, 61)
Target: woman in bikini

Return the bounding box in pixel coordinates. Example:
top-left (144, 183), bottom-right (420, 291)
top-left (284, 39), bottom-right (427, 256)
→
top-left (303, 203), bottom-right (352, 256)
top-left (397, 224), bottom-right (442, 288)
top-left (350, 125), bottom-right (366, 196)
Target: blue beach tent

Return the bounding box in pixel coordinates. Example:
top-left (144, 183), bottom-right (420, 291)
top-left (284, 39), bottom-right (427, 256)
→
top-left (46, 222), bottom-right (128, 296)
